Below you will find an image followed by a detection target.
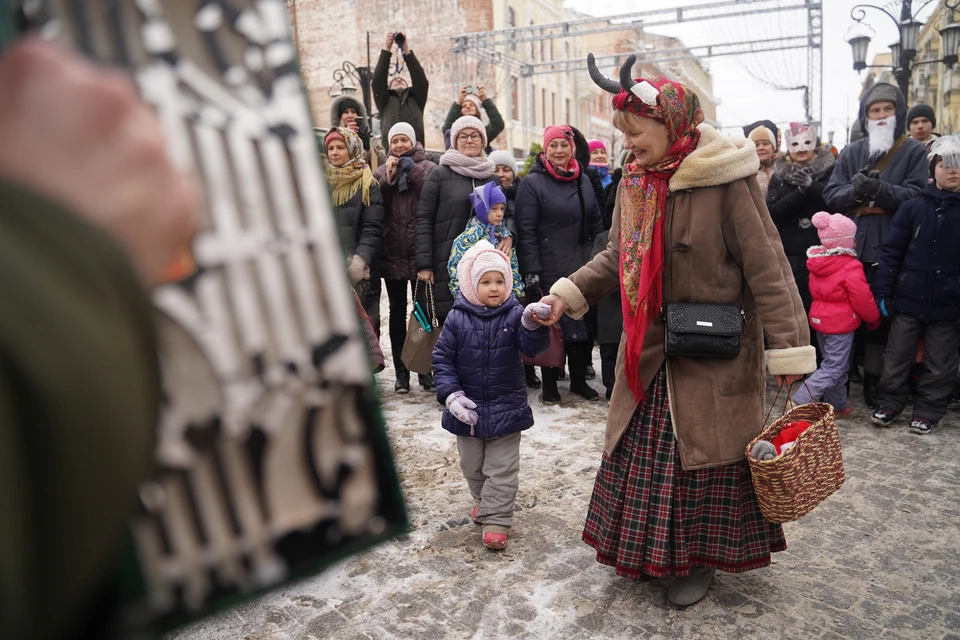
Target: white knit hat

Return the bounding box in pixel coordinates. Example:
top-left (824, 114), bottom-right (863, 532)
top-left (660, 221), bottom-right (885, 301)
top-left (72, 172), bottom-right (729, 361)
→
top-left (463, 94), bottom-right (483, 113)
top-left (488, 150), bottom-right (517, 176)
top-left (387, 122), bottom-right (416, 146)
top-left (451, 116), bottom-right (487, 150)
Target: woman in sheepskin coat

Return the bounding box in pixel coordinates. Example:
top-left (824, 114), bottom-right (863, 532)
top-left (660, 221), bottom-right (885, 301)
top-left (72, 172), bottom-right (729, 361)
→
top-left (537, 59), bottom-right (816, 607)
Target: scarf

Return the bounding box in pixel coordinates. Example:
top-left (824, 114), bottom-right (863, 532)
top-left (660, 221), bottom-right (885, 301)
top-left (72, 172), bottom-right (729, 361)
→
top-left (397, 156), bottom-right (417, 192)
top-left (325, 127), bottom-right (374, 207)
top-left (592, 164), bottom-right (613, 188)
top-left (439, 148), bottom-right (496, 179)
top-left (540, 153), bottom-right (581, 182)
top-left (616, 77), bottom-right (704, 401)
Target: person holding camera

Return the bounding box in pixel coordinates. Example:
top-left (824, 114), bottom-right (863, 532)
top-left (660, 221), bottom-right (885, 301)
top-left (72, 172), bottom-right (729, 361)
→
top-left (373, 32), bottom-right (429, 149)
top-left (441, 85), bottom-right (504, 155)
top-left (330, 94), bottom-right (386, 170)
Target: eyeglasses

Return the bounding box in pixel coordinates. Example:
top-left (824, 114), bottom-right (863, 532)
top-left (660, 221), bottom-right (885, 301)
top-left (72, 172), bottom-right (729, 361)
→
top-left (457, 133), bottom-right (482, 142)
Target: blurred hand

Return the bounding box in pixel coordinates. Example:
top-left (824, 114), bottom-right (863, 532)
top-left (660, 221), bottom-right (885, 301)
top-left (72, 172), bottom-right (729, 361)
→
top-left (0, 38), bottom-right (198, 287)
top-left (477, 85), bottom-right (487, 102)
top-left (458, 86), bottom-right (467, 105)
top-left (417, 269), bottom-right (434, 284)
top-left (534, 294), bottom-right (566, 326)
top-left (385, 155), bottom-right (399, 181)
top-left (385, 33), bottom-right (395, 50)
top-left (497, 236), bottom-right (513, 254)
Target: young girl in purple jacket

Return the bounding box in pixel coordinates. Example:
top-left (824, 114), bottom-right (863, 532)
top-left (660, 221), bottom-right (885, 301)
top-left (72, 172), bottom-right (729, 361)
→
top-left (432, 240), bottom-right (551, 549)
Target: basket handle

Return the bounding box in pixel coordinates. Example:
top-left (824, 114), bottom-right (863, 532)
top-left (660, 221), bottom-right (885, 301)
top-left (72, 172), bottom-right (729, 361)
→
top-left (762, 379), bottom-right (818, 428)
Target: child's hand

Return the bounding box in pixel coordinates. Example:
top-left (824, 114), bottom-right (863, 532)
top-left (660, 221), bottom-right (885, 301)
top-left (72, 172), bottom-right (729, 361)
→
top-left (446, 391), bottom-right (478, 426)
top-left (522, 302), bottom-right (552, 330)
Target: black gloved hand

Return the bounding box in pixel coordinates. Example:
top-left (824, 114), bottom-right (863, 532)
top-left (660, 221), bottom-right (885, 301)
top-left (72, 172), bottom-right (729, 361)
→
top-left (852, 172), bottom-right (882, 199)
top-left (782, 164), bottom-right (813, 190)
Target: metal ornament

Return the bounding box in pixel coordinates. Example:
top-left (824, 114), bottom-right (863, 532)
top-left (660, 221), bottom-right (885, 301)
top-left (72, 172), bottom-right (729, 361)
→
top-left (19, 0), bottom-right (406, 632)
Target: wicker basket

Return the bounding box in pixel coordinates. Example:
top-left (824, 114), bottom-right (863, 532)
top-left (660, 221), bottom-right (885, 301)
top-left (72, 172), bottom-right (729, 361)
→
top-left (746, 401), bottom-right (845, 524)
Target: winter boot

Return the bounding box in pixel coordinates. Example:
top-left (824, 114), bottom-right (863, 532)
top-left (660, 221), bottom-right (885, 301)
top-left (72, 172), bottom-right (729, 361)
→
top-left (667, 567), bottom-right (716, 606)
top-left (525, 365), bottom-right (542, 389)
top-left (394, 368), bottom-right (410, 394)
top-left (862, 373), bottom-right (880, 409)
top-left (419, 372), bottom-right (436, 391)
top-left (482, 525), bottom-right (509, 550)
top-left (541, 367), bottom-right (561, 404)
top-left (569, 343), bottom-right (599, 401)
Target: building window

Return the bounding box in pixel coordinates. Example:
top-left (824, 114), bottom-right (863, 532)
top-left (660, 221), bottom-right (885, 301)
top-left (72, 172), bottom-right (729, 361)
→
top-left (511, 77), bottom-right (519, 121)
top-left (541, 88), bottom-right (546, 127)
top-left (565, 98), bottom-right (571, 125)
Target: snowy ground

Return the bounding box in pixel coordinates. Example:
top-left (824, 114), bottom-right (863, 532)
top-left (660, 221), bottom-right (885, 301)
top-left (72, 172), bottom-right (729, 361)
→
top-left (171, 301), bottom-right (960, 639)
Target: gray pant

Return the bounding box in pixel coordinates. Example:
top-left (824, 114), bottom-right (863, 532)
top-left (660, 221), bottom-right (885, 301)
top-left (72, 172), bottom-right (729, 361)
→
top-left (457, 432), bottom-right (521, 527)
top-left (794, 332), bottom-right (854, 410)
top-left (877, 314), bottom-right (960, 422)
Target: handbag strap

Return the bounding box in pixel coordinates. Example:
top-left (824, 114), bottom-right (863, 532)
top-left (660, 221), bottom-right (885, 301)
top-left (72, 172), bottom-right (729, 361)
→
top-left (426, 283), bottom-right (438, 328)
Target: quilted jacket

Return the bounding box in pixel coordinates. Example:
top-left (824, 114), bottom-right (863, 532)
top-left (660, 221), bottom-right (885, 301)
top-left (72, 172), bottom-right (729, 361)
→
top-left (432, 295), bottom-right (549, 438)
top-left (806, 246), bottom-right (880, 334)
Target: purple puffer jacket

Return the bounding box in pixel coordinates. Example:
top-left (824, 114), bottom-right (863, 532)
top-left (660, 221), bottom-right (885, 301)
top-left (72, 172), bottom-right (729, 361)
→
top-left (432, 295), bottom-right (549, 439)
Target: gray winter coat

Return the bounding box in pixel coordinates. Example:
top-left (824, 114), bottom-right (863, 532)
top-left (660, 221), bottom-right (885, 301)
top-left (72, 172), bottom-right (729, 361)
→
top-left (823, 83), bottom-right (929, 263)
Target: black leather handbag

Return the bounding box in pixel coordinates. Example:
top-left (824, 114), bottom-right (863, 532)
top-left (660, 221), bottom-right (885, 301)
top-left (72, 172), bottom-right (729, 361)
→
top-left (663, 302), bottom-right (743, 358)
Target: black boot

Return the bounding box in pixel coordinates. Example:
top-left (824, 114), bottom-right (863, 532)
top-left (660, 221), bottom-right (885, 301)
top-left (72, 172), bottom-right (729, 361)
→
top-left (419, 372), bottom-right (436, 391)
top-left (395, 368), bottom-right (410, 394)
top-left (569, 343), bottom-right (599, 401)
top-left (541, 367), bottom-right (561, 404)
top-left (525, 365), bottom-right (542, 389)
top-left (585, 363), bottom-right (596, 380)
top-left (862, 373), bottom-right (880, 409)
top-left (557, 367), bottom-right (566, 381)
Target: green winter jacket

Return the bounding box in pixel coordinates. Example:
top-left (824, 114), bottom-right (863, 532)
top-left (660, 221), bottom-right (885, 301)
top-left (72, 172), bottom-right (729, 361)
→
top-left (0, 181), bottom-right (159, 640)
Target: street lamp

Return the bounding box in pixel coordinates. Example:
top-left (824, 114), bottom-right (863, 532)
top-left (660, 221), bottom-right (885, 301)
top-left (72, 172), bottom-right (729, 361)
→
top-left (848, 0), bottom-right (960, 98)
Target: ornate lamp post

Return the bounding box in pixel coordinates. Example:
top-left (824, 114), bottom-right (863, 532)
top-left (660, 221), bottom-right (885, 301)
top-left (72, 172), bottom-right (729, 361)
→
top-left (847, 0), bottom-right (960, 98)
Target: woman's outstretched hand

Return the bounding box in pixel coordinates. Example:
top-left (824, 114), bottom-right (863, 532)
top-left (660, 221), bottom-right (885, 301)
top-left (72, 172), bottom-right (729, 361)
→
top-left (533, 294), bottom-right (566, 326)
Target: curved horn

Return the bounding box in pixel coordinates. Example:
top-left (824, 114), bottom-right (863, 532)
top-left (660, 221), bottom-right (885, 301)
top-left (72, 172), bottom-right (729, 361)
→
top-left (619, 54), bottom-right (637, 94)
top-left (587, 53), bottom-right (620, 94)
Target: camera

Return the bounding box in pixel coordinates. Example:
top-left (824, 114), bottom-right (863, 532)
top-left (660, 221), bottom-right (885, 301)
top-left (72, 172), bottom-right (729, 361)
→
top-left (393, 32), bottom-right (406, 48)
top-left (465, 85), bottom-right (476, 95)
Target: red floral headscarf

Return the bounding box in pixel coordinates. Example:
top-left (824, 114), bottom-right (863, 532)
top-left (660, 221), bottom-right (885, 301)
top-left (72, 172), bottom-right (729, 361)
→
top-left (615, 77), bottom-right (704, 402)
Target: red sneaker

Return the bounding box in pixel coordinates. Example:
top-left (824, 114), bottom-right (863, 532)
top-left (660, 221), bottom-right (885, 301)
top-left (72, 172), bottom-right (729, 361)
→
top-left (471, 506), bottom-right (482, 525)
top-left (482, 530), bottom-right (508, 550)
top-left (834, 406), bottom-right (854, 419)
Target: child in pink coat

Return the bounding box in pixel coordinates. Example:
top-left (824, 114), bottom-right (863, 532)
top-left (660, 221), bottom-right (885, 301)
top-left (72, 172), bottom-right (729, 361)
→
top-left (793, 212), bottom-right (881, 416)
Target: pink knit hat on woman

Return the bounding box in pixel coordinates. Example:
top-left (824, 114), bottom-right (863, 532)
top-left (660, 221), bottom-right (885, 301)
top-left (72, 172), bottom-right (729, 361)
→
top-left (812, 211), bottom-right (857, 250)
top-left (457, 240), bottom-right (513, 306)
top-left (543, 124), bottom-right (574, 148)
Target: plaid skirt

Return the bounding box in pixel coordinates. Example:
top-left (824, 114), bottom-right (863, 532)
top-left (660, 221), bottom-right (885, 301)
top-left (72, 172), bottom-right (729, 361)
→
top-left (582, 368), bottom-right (785, 579)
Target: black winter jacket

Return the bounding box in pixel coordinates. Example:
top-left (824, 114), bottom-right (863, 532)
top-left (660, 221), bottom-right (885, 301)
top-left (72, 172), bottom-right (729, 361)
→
top-left (336, 183), bottom-right (385, 267)
top-left (414, 166), bottom-right (510, 321)
top-left (873, 185), bottom-right (960, 323)
top-left (515, 157), bottom-right (603, 342)
top-left (765, 148), bottom-right (836, 257)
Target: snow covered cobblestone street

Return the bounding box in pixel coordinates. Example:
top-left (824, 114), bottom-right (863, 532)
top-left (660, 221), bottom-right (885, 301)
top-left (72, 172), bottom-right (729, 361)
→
top-left (172, 328), bottom-right (960, 639)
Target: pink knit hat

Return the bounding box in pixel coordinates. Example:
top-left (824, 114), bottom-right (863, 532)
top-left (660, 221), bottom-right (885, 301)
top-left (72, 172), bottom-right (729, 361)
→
top-left (812, 211), bottom-right (857, 250)
top-left (457, 239), bottom-right (512, 306)
top-left (588, 139), bottom-right (607, 154)
top-left (543, 124), bottom-right (574, 148)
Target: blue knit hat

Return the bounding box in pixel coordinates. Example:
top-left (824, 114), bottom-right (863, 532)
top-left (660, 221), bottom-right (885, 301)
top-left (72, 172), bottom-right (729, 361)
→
top-left (468, 182), bottom-right (507, 244)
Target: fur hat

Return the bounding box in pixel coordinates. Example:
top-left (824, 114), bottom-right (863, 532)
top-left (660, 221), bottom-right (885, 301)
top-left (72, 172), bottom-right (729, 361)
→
top-left (387, 122), bottom-right (416, 145)
top-left (865, 84), bottom-right (900, 112)
top-left (488, 150), bottom-right (517, 175)
top-left (907, 103), bottom-right (936, 129)
top-left (812, 211), bottom-right (857, 250)
top-left (930, 134), bottom-right (960, 168)
top-left (457, 239), bottom-right (512, 306)
top-left (588, 139), bottom-right (607, 154)
top-left (543, 124), bottom-right (574, 148)
top-left (748, 125), bottom-right (778, 148)
top-left (451, 116), bottom-right (487, 150)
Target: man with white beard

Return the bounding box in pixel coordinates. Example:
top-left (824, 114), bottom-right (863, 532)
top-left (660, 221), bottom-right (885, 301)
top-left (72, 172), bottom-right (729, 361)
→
top-left (824, 82), bottom-right (928, 408)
